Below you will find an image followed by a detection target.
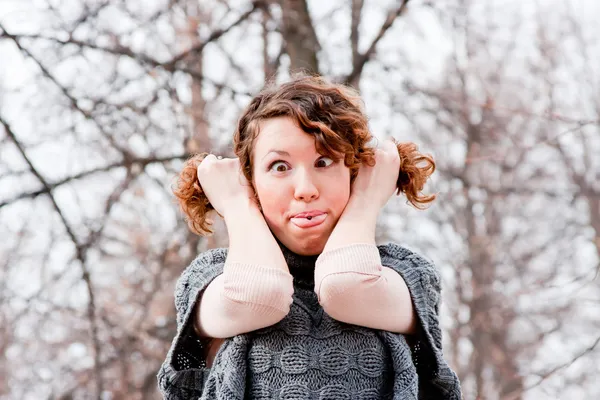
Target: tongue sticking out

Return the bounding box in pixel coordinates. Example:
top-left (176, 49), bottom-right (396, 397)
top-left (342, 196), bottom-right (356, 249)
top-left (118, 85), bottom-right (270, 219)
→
top-left (291, 213), bottom-right (327, 228)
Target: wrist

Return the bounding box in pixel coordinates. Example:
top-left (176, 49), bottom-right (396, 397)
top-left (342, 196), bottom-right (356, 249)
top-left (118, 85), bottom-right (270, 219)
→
top-left (345, 195), bottom-right (380, 220)
top-left (222, 196), bottom-right (261, 222)
top-left (324, 210), bottom-right (377, 251)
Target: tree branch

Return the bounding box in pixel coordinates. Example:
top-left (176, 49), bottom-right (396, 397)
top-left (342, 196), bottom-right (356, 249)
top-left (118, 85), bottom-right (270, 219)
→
top-left (0, 22), bottom-right (129, 156)
top-left (0, 22), bottom-right (255, 98)
top-left (344, 0), bottom-right (410, 87)
top-left (506, 334), bottom-right (600, 399)
top-left (0, 116), bottom-right (104, 399)
top-left (164, 1), bottom-right (262, 68)
top-left (0, 154), bottom-right (188, 208)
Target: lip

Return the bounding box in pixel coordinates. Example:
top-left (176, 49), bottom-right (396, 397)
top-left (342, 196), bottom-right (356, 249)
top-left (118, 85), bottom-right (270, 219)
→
top-left (291, 210), bottom-right (326, 218)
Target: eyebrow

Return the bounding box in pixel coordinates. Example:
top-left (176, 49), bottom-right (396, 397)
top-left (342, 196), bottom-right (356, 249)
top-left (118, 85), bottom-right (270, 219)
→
top-left (261, 150), bottom-right (290, 161)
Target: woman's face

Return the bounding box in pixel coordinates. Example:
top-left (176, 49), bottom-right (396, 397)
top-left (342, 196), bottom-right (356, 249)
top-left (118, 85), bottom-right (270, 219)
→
top-left (252, 117), bottom-right (351, 255)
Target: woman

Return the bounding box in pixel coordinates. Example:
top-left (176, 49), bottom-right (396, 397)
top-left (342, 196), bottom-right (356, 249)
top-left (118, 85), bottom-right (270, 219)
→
top-left (157, 75), bottom-right (462, 399)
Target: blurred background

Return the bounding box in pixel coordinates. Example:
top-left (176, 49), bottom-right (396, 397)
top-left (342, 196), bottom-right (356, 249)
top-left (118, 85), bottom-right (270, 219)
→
top-left (0, 0), bottom-right (599, 399)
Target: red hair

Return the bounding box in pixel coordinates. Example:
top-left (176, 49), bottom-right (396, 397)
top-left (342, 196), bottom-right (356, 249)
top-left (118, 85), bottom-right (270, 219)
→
top-left (173, 75), bottom-right (436, 235)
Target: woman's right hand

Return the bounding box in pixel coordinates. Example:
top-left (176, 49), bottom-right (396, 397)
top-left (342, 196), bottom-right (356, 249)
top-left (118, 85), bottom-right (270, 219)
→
top-left (196, 155), bottom-right (256, 218)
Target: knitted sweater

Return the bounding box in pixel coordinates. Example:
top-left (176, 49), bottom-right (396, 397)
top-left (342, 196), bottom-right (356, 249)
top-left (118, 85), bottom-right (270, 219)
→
top-left (157, 243), bottom-right (462, 399)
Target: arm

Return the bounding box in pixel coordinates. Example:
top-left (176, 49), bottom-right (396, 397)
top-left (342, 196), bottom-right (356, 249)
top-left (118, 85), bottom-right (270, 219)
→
top-left (195, 200), bottom-right (294, 338)
top-left (316, 198), bottom-right (416, 333)
top-left (316, 140), bottom-right (416, 333)
top-left (193, 156), bottom-right (294, 339)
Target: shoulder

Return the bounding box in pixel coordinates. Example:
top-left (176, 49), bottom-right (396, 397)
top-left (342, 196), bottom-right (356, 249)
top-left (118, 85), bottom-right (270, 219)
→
top-left (175, 247), bottom-right (229, 290)
top-left (377, 242), bottom-right (434, 266)
top-left (189, 247), bottom-right (228, 268)
top-left (377, 242), bottom-right (441, 287)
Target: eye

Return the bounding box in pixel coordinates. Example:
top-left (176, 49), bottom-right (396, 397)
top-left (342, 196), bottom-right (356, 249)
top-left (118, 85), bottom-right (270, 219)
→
top-left (269, 161), bottom-right (290, 173)
top-left (315, 157), bottom-right (334, 168)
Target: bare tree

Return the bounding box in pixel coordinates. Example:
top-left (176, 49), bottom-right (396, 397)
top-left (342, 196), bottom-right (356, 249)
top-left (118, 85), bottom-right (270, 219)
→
top-left (0, 0), bottom-right (414, 398)
top-left (1, 0), bottom-right (598, 399)
top-left (381, 1), bottom-right (600, 398)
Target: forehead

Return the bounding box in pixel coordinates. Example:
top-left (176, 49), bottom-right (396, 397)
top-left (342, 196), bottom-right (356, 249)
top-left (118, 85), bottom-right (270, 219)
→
top-left (254, 117), bottom-right (318, 155)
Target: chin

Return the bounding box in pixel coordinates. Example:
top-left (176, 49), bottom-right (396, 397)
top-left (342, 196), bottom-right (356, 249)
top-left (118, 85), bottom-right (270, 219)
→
top-left (281, 233), bottom-right (327, 256)
top-left (294, 241), bottom-right (325, 256)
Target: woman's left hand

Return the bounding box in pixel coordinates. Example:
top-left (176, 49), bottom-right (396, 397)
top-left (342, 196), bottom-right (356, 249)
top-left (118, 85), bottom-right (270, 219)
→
top-left (349, 139), bottom-right (400, 212)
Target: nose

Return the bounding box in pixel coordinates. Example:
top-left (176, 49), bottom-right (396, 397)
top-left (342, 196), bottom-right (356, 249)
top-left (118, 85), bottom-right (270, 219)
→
top-left (293, 168), bottom-right (319, 202)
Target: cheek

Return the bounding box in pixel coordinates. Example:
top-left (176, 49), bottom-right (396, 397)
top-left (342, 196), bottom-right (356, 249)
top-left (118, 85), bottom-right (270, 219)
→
top-left (323, 169), bottom-right (351, 216)
top-left (254, 179), bottom-right (287, 221)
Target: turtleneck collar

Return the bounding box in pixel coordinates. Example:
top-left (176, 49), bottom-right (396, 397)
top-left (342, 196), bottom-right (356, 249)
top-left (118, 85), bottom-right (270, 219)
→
top-left (277, 240), bottom-right (319, 290)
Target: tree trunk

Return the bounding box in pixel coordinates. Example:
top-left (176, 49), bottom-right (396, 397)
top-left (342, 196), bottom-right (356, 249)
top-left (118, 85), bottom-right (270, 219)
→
top-left (278, 0), bottom-right (320, 74)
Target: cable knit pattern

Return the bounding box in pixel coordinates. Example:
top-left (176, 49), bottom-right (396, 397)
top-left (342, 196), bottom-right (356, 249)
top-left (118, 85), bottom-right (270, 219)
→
top-left (157, 243), bottom-right (462, 399)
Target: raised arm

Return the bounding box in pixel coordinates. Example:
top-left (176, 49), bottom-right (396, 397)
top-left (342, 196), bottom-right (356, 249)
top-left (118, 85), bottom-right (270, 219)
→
top-left (194, 156), bottom-right (294, 338)
top-left (316, 140), bottom-right (416, 333)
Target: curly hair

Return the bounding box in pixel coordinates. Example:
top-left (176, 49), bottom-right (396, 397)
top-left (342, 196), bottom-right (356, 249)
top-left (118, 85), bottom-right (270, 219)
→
top-left (173, 75), bottom-right (436, 235)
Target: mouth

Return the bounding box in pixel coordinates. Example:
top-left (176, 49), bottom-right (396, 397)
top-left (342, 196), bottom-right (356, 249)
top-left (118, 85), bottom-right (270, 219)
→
top-left (290, 211), bottom-right (327, 228)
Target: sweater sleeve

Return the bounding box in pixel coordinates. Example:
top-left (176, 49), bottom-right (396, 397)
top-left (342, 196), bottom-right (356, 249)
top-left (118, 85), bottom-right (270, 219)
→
top-left (379, 243), bottom-right (462, 399)
top-left (314, 244), bottom-right (415, 333)
top-left (156, 248), bottom-right (226, 400)
top-left (198, 261), bottom-right (294, 338)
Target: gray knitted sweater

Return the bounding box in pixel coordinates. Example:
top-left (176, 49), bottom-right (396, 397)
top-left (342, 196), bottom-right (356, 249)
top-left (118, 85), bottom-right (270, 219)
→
top-left (157, 243), bottom-right (462, 399)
